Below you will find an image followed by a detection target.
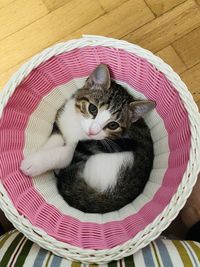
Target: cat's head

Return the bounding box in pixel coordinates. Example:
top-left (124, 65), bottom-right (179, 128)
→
top-left (75, 64), bottom-right (156, 140)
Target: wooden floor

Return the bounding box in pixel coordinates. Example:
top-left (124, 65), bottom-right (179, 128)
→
top-left (0, 0), bottom-right (199, 110)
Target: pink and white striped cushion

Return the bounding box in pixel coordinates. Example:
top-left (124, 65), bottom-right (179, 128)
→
top-left (0, 46), bottom-right (191, 250)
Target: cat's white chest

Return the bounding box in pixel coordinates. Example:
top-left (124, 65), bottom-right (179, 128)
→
top-left (83, 152), bottom-right (134, 192)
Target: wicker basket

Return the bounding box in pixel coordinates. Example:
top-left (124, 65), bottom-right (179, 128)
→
top-left (0, 35), bottom-right (199, 264)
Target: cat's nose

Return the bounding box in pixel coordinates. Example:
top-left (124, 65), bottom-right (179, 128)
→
top-left (89, 122), bottom-right (101, 135)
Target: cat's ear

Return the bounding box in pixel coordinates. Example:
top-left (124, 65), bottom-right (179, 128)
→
top-left (129, 100), bottom-right (156, 122)
top-left (85, 64), bottom-right (111, 90)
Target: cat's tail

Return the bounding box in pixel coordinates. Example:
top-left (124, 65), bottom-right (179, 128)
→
top-left (56, 142), bottom-right (153, 214)
top-left (56, 164), bottom-right (121, 213)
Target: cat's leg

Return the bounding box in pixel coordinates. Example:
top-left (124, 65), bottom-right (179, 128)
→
top-left (20, 132), bottom-right (65, 175)
top-left (20, 143), bottom-right (76, 177)
top-left (41, 133), bottom-right (65, 150)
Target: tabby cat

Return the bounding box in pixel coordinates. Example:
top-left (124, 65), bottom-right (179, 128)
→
top-left (21, 64), bottom-right (156, 213)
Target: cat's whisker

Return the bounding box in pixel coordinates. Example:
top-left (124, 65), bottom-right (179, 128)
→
top-left (105, 139), bottom-right (117, 152)
top-left (105, 138), bottom-right (120, 152)
top-left (102, 139), bottom-right (112, 152)
top-left (104, 139), bottom-right (114, 152)
top-left (106, 138), bottom-right (120, 152)
top-left (100, 140), bottom-right (107, 151)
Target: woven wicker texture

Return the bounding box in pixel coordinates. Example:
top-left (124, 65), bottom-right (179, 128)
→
top-left (0, 36), bottom-right (199, 264)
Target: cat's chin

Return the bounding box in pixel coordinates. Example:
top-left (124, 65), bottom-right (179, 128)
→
top-left (89, 136), bottom-right (102, 140)
top-left (84, 132), bottom-right (105, 141)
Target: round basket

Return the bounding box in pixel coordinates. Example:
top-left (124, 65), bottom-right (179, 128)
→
top-left (0, 35), bottom-right (200, 264)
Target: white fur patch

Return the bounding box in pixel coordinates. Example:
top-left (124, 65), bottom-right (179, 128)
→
top-left (95, 110), bottom-right (111, 125)
top-left (89, 121), bottom-right (101, 135)
top-left (58, 99), bottom-right (87, 142)
top-left (83, 152), bottom-right (134, 192)
top-left (80, 117), bottom-right (92, 135)
top-left (81, 110), bottom-right (111, 138)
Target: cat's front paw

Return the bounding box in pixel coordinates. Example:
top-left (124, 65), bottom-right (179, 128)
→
top-left (20, 152), bottom-right (48, 177)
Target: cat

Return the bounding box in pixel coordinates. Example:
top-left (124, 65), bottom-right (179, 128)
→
top-left (21, 64), bottom-right (156, 213)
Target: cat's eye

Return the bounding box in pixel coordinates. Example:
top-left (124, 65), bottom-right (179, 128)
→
top-left (107, 121), bottom-right (119, 130)
top-left (88, 103), bottom-right (98, 117)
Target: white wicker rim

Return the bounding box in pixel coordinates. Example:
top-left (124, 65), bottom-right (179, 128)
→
top-left (0, 35), bottom-right (200, 264)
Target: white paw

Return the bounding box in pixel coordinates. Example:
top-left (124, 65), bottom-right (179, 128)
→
top-left (20, 152), bottom-right (49, 177)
